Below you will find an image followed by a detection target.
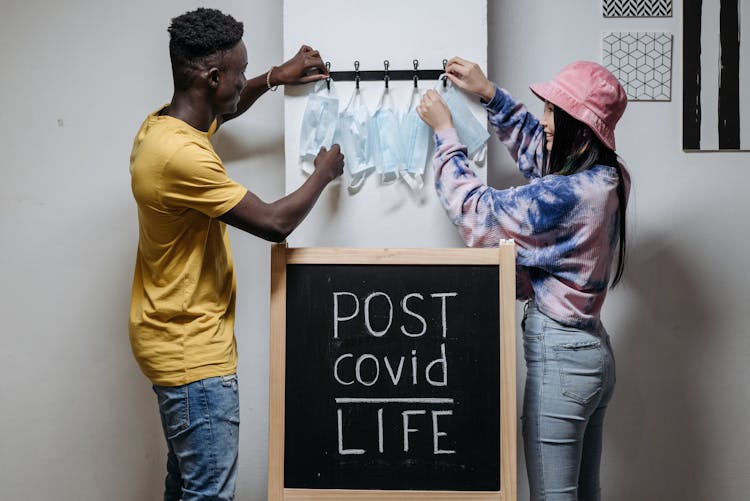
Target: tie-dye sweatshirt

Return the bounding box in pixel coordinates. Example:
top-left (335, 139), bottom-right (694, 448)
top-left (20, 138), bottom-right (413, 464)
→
top-left (433, 86), bottom-right (630, 329)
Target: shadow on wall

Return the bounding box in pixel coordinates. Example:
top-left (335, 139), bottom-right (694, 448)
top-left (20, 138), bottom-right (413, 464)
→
top-left (112, 204), bottom-right (170, 499)
top-left (213, 127), bottom-right (284, 164)
top-left (605, 233), bottom-right (712, 501)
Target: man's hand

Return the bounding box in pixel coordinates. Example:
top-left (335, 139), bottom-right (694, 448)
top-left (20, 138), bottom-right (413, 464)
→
top-left (313, 144), bottom-right (344, 182)
top-left (218, 45), bottom-right (328, 126)
top-left (219, 144), bottom-right (344, 243)
top-left (271, 45), bottom-right (328, 87)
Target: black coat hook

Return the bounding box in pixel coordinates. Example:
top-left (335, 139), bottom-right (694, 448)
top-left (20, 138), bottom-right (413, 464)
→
top-left (354, 60), bottom-right (360, 90)
top-left (384, 60), bottom-right (390, 89)
top-left (413, 59), bottom-right (419, 88)
top-left (442, 59), bottom-right (447, 87)
top-left (326, 61), bottom-right (331, 90)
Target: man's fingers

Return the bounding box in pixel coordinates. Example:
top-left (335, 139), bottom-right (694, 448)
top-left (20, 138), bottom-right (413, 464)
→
top-left (299, 74), bottom-right (327, 83)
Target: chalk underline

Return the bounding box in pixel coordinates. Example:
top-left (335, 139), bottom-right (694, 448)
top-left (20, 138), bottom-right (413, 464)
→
top-left (335, 397), bottom-right (454, 404)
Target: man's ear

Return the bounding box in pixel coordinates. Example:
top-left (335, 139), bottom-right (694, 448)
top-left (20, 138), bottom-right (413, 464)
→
top-left (206, 66), bottom-right (221, 89)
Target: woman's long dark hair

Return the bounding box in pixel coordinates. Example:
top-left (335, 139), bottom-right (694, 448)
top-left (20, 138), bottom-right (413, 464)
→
top-left (546, 105), bottom-right (627, 288)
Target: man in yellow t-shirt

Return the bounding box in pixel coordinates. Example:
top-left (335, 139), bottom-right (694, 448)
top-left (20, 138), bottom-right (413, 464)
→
top-left (129, 8), bottom-right (343, 501)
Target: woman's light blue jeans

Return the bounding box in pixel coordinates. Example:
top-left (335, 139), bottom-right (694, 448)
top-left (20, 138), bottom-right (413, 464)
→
top-left (521, 302), bottom-right (615, 501)
top-left (152, 374), bottom-right (240, 501)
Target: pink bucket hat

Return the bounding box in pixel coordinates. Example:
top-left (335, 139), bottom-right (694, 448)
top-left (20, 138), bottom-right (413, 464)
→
top-left (529, 61), bottom-right (627, 151)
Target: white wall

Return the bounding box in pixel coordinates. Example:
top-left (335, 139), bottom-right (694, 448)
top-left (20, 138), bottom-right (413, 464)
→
top-left (1, 1), bottom-right (748, 500)
top-left (282, 0), bottom-right (486, 248)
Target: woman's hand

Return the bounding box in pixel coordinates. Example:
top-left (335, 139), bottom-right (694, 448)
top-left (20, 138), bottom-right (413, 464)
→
top-left (445, 57), bottom-right (495, 102)
top-left (417, 90), bottom-right (454, 133)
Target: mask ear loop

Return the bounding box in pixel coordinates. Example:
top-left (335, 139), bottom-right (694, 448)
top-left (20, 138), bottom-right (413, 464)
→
top-left (301, 77), bottom-right (339, 175)
top-left (342, 79), bottom-right (360, 113)
top-left (348, 168), bottom-right (369, 192)
top-left (371, 74), bottom-right (401, 185)
top-left (343, 82), bottom-right (372, 193)
top-left (375, 79), bottom-right (397, 112)
top-left (399, 84), bottom-right (427, 192)
top-left (313, 75), bottom-right (337, 96)
top-left (345, 60), bottom-right (363, 112)
top-left (473, 140), bottom-right (488, 165)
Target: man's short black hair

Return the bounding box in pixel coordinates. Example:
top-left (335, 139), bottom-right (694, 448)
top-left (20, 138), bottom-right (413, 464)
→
top-left (168, 8), bottom-right (244, 64)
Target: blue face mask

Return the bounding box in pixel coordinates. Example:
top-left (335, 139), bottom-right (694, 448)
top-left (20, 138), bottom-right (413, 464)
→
top-left (334, 87), bottom-right (374, 189)
top-left (299, 80), bottom-right (340, 172)
top-left (371, 87), bottom-right (404, 183)
top-left (400, 88), bottom-right (432, 190)
top-left (441, 84), bottom-right (490, 163)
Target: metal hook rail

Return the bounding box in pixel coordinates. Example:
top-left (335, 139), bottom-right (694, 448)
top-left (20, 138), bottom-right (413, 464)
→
top-left (325, 59), bottom-right (448, 89)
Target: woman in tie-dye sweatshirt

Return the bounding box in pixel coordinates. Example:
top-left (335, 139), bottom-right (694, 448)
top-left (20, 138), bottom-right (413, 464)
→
top-left (418, 58), bottom-right (629, 501)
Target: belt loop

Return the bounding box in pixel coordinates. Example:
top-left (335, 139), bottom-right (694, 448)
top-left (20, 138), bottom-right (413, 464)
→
top-left (522, 300), bottom-right (531, 331)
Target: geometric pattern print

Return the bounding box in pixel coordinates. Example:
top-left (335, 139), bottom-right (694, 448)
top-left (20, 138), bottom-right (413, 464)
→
top-left (603, 32), bottom-right (673, 101)
top-left (603, 0), bottom-right (672, 17)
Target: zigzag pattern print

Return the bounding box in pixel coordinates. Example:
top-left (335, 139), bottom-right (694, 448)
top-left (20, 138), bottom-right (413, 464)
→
top-left (603, 0), bottom-right (672, 17)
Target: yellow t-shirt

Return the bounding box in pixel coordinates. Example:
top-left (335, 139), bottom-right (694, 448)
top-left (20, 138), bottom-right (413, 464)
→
top-left (129, 107), bottom-right (247, 386)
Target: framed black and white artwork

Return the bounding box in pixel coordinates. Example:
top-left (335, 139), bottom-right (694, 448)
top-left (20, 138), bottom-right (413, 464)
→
top-left (603, 32), bottom-right (673, 101)
top-left (684, 0), bottom-right (750, 151)
top-left (603, 0), bottom-right (673, 17)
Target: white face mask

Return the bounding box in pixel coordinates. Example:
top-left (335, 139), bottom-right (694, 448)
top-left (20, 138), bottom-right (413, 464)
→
top-left (400, 87), bottom-right (433, 191)
top-left (371, 86), bottom-right (405, 183)
top-left (299, 80), bottom-right (340, 173)
top-left (334, 86), bottom-right (375, 189)
top-left (439, 82), bottom-right (490, 163)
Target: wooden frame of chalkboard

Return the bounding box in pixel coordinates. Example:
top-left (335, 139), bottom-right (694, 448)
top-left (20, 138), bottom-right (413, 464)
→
top-left (269, 243), bottom-right (516, 501)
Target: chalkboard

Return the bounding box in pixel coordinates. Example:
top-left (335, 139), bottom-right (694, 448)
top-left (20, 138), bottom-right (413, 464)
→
top-left (268, 245), bottom-right (516, 501)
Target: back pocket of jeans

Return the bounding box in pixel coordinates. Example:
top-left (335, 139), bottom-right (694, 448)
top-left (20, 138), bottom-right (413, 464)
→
top-left (221, 374), bottom-right (241, 425)
top-left (553, 340), bottom-right (603, 405)
top-left (154, 386), bottom-right (190, 438)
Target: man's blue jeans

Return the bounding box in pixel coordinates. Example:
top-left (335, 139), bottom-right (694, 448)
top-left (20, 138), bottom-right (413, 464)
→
top-left (521, 302), bottom-right (616, 501)
top-left (152, 374), bottom-right (240, 501)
